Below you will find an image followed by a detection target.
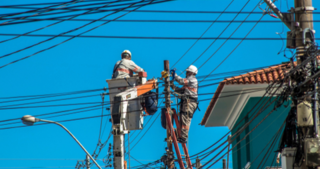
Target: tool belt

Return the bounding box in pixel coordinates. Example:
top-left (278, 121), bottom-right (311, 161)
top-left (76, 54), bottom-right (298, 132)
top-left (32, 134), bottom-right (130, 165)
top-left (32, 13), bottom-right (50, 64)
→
top-left (180, 97), bottom-right (199, 118)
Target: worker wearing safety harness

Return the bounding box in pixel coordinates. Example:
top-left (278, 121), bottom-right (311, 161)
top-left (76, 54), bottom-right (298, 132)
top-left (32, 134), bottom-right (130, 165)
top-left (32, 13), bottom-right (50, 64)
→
top-left (171, 65), bottom-right (198, 143)
top-left (112, 50), bottom-right (144, 79)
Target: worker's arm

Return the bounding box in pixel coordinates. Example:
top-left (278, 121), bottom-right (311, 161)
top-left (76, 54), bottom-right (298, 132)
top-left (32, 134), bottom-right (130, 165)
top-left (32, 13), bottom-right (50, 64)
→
top-left (170, 83), bottom-right (184, 94)
top-left (174, 74), bottom-right (189, 86)
top-left (128, 60), bottom-right (144, 73)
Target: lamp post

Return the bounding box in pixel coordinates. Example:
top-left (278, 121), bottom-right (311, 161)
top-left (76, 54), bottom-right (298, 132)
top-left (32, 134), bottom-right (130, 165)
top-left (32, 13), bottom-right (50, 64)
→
top-left (21, 115), bottom-right (102, 169)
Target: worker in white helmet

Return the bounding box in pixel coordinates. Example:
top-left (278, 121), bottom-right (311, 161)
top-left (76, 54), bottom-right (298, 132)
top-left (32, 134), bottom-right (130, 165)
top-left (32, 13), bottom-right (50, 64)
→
top-left (171, 65), bottom-right (198, 143)
top-left (112, 50), bottom-right (144, 79)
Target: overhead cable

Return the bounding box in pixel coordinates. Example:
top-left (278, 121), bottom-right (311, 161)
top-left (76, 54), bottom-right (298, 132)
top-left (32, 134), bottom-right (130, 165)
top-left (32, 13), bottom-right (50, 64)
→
top-left (0, 0), bottom-right (121, 44)
top-left (0, 0), bottom-right (83, 25)
top-left (182, 0), bottom-right (252, 72)
top-left (0, 0), bottom-right (170, 69)
top-left (3, 18), bottom-right (318, 23)
top-left (0, 0), bottom-right (172, 26)
top-left (0, 0), bottom-right (138, 59)
top-left (0, 33), bottom-right (306, 40)
top-left (170, 0), bottom-right (235, 68)
top-left (199, 3), bottom-right (265, 83)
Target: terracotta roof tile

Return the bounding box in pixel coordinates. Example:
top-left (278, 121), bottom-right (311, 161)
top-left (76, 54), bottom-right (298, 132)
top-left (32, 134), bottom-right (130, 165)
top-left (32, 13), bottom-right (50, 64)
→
top-left (201, 58), bottom-right (320, 126)
top-left (267, 72), bottom-right (273, 82)
top-left (224, 63), bottom-right (294, 85)
top-left (256, 73), bottom-right (262, 83)
top-left (244, 76), bottom-right (250, 84)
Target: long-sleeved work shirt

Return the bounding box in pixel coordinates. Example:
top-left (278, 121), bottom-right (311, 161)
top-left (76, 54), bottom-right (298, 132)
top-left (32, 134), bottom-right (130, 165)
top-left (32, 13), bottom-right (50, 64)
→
top-left (112, 59), bottom-right (144, 79)
top-left (174, 74), bottom-right (198, 99)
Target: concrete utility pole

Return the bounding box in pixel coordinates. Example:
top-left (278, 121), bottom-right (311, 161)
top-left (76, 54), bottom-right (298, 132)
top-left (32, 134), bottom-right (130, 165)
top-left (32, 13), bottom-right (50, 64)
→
top-left (294, 0), bottom-right (318, 168)
top-left (293, 1), bottom-right (318, 168)
top-left (266, 0), bottom-right (318, 168)
top-left (86, 155), bottom-right (90, 169)
top-left (195, 157), bottom-right (201, 169)
top-left (164, 60), bottom-right (175, 169)
top-left (222, 159), bottom-right (227, 169)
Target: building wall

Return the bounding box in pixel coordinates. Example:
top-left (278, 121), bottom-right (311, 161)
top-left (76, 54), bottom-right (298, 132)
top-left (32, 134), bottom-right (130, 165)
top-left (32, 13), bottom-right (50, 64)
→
top-left (231, 97), bottom-right (290, 169)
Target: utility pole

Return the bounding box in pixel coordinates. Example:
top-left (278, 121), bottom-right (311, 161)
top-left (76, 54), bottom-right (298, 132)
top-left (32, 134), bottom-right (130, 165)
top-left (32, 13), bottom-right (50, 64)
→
top-left (265, 0), bottom-right (318, 168)
top-left (164, 60), bottom-right (175, 169)
top-left (222, 159), bottom-right (226, 169)
top-left (293, 1), bottom-right (318, 168)
top-left (195, 157), bottom-right (201, 169)
top-left (86, 155), bottom-right (91, 169)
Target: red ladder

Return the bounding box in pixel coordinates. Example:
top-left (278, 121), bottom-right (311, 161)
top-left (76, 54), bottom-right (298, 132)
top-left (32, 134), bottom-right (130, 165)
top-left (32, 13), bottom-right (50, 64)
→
top-left (164, 108), bottom-right (193, 169)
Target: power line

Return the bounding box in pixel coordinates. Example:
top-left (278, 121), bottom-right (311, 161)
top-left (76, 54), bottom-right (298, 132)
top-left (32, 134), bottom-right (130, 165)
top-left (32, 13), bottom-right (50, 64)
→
top-left (0, 0), bottom-right (84, 25)
top-left (1, 33), bottom-right (306, 40)
top-left (2, 0), bottom-right (127, 6)
top-left (0, 0), bottom-right (170, 69)
top-left (199, 2), bottom-right (265, 83)
top-left (0, 0), bottom-right (139, 59)
top-left (3, 18), bottom-right (318, 23)
top-left (3, 8), bottom-right (320, 14)
top-left (0, 88), bottom-right (103, 100)
top-left (0, 0), bottom-right (122, 44)
top-left (170, 0), bottom-right (234, 68)
top-left (0, 1), bottom-right (172, 26)
top-left (183, 0), bottom-right (252, 73)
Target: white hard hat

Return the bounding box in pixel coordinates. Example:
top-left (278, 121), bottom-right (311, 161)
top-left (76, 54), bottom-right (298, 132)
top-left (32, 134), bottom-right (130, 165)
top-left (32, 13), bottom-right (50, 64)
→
top-left (186, 65), bottom-right (198, 74)
top-left (122, 50), bottom-right (132, 57)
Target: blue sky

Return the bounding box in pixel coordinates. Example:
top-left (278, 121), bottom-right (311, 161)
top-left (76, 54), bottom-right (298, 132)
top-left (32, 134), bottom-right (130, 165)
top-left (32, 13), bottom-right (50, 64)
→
top-left (0, 0), bottom-right (319, 168)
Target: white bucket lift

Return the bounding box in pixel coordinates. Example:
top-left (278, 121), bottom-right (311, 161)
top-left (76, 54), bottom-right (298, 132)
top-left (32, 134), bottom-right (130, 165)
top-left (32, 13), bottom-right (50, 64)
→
top-left (106, 72), bottom-right (157, 169)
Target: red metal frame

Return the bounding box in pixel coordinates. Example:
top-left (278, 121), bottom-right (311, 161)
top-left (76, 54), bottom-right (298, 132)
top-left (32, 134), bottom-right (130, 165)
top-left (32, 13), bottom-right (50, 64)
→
top-left (172, 109), bottom-right (193, 169)
top-left (165, 108), bottom-right (185, 169)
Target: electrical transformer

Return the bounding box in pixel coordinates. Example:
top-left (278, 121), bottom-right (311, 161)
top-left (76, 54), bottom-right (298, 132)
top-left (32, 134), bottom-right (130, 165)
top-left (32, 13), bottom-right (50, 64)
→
top-left (297, 101), bottom-right (313, 127)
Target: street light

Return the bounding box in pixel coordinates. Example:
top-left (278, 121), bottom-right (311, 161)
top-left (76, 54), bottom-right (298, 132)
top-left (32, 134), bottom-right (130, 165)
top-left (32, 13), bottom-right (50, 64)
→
top-left (21, 115), bottom-right (102, 169)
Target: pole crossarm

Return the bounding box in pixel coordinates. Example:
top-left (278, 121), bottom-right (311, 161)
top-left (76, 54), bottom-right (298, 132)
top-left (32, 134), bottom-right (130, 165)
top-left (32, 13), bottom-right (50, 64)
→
top-left (263, 0), bottom-right (292, 30)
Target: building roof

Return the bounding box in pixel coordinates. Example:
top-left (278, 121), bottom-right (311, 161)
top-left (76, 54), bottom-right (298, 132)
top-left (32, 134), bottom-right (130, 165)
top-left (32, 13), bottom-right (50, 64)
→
top-left (200, 62), bottom-right (294, 126)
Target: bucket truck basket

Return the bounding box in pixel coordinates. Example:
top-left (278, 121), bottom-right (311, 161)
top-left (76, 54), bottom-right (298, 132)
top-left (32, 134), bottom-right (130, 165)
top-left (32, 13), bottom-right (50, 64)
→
top-left (106, 75), bottom-right (157, 131)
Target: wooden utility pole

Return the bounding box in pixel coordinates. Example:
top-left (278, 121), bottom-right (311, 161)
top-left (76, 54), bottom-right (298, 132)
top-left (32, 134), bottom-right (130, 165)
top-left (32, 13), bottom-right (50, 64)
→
top-left (164, 60), bottom-right (175, 169)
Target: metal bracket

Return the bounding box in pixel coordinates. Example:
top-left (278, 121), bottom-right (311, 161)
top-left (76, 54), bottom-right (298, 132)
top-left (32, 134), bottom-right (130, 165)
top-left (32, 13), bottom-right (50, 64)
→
top-left (303, 28), bottom-right (316, 45)
top-left (295, 6), bottom-right (315, 12)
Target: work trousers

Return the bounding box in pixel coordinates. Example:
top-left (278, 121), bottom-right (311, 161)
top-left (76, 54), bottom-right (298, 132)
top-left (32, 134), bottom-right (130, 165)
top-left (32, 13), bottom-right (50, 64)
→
top-left (180, 100), bottom-right (197, 140)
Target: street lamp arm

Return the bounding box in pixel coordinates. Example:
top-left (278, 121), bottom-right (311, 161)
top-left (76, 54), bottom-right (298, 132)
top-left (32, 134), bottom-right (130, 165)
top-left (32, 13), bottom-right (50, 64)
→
top-left (39, 119), bottom-right (102, 169)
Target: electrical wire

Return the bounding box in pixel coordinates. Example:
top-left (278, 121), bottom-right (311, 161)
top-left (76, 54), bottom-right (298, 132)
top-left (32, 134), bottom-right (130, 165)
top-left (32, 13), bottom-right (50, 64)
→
top-left (0, 0), bottom-right (172, 26)
top-left (181, 0), bottom-right (252, 73)
top-left (199, 3), bottom-right (265, 84)
top-left (0, 0), bottom-right (139, 59)
top-left (0, 0), bottom-right (84, 25)
top-left (170, 0), bottom-right (235, 68)
top-left (1, 33), bottom-right (306, 40)
top-left (0, 0), bottom-right (121, 44)
top-left (2, 18), bottom-right (319, 23)
top-left (0, 0), bottom-right (170, 69)
top-left (3, 9), bottom-right (320, 14)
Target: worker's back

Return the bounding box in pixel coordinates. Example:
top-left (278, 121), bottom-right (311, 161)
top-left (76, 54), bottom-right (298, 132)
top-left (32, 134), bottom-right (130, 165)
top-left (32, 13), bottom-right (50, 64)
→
top-left (112, 59), bottom-right (143, 79)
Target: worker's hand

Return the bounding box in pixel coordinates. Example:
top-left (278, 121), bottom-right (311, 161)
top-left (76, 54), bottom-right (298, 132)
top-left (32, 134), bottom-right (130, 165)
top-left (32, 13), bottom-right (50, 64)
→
top-left (170, 83), bottom-right (176, 90)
